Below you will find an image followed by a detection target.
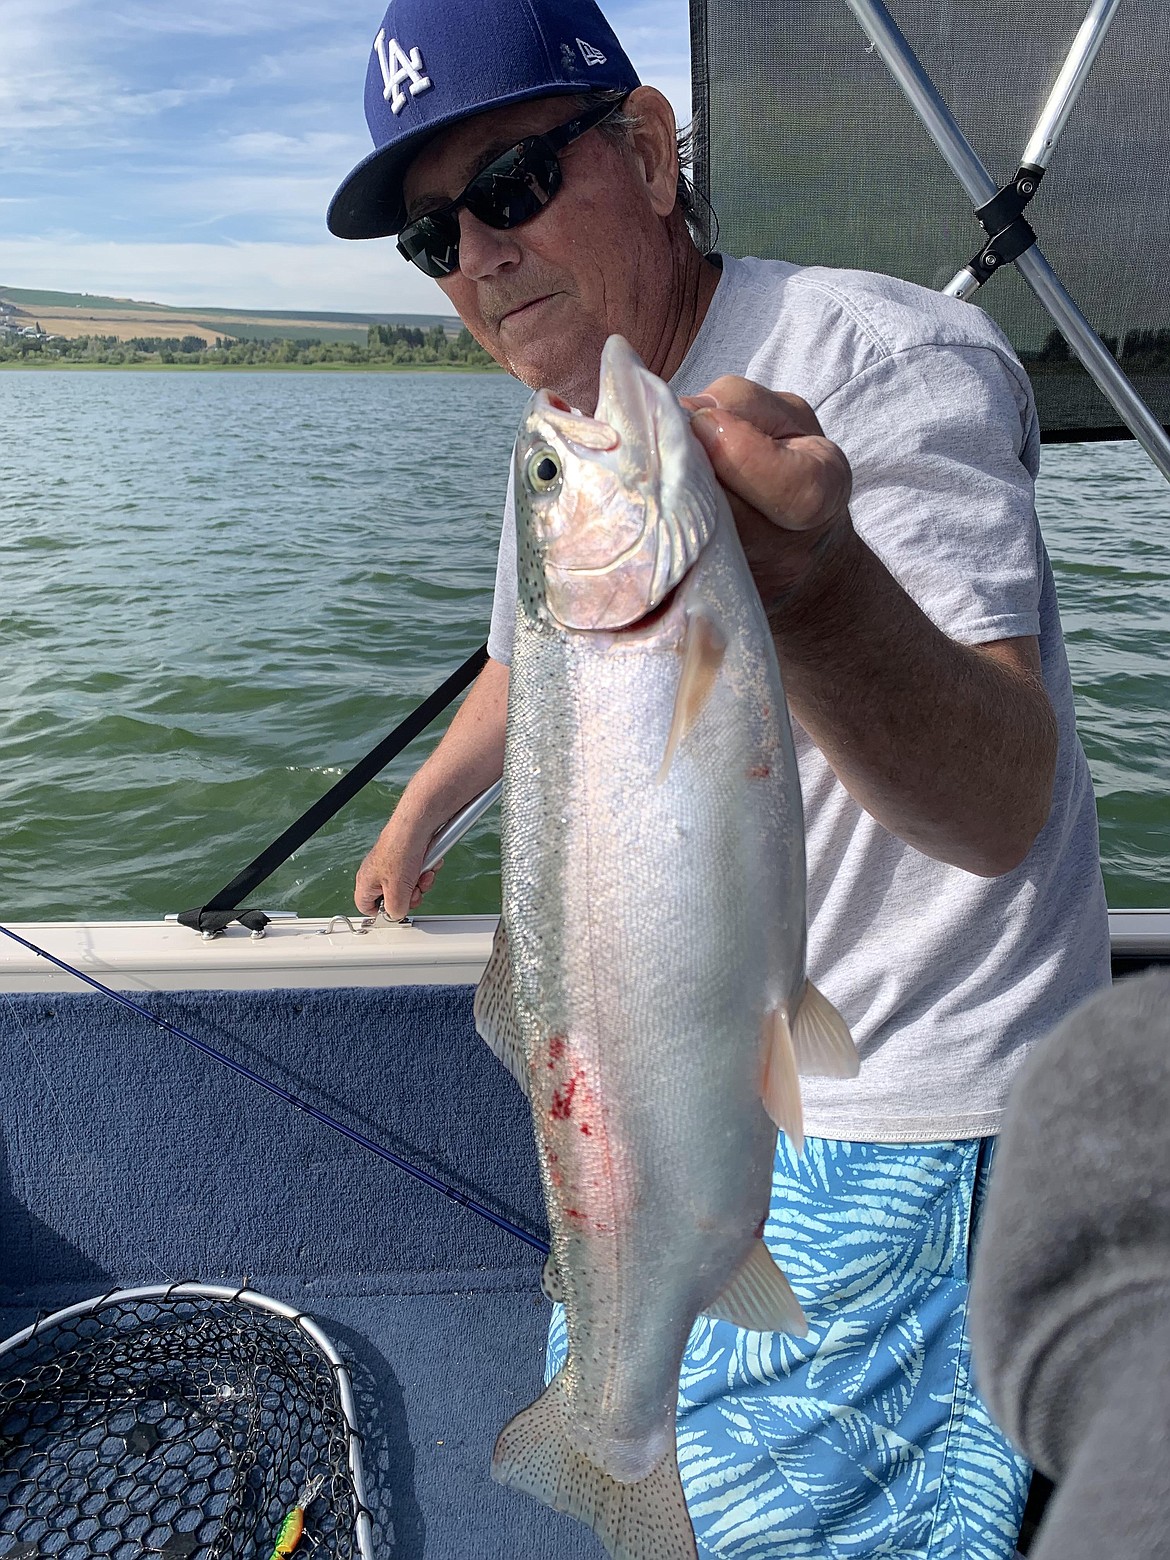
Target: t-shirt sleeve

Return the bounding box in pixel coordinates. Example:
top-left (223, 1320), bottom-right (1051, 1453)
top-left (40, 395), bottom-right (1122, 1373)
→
top-left (814, 342), bottom-right (1043, 644)
top-left (486, 465), bottom-right (518, 666)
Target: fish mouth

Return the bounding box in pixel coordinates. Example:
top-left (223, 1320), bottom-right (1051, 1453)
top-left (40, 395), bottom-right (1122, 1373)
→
top-left (530, 389), bottom-right (621, 450)
top-left (522, 337), bottom-right (720, 632)
top-left (594, 336), bottom-right (657, 470)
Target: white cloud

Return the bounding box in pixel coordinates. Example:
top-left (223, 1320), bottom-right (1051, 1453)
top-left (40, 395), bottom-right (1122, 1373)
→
top-left (0, 0), bottom-right (695, 306)
top-left (0, 1), bottom-right (239, 145)
top-left (221, 130), bottom-right (357, 163)
top-left (0, 0), bottom-right (106, 136)
top-left (0, 235), bottom-right (449, 315)
top-left (105, 0), bottom-right (348, 38)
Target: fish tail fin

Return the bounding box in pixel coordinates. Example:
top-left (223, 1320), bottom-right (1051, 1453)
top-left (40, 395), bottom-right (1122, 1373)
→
top-left (492, 1372), bottom-right (697, 1560)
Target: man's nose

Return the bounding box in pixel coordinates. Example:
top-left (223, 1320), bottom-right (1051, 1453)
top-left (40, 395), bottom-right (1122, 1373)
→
top-left (456, 208), bottom-right (522, 278)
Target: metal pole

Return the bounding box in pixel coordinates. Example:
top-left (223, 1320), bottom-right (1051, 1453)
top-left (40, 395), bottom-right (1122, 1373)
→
top-left (421, 778), bottom-right (502, 873)
top-left (844, 0), bottom-right (1170, 484)
top-left (1022, 0), bottom-right (1124, 171)
top-left (943, 0), bottom-right (1123, 298)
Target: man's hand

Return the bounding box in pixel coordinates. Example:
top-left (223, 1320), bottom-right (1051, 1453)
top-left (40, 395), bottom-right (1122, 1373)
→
top-left (354, 808), bottom-right (443, 919)
top-left (683, 379), bottom-right (855, 613)
top-left (353, 655), bottom-right (509, 917)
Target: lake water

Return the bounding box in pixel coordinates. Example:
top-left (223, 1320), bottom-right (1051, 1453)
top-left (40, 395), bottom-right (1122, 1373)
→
top-left (0, 369), bottom-right (1166, 921)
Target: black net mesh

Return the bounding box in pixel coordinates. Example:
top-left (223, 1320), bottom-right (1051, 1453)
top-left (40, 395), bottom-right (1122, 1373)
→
top-left (0, 1290), bottom-right (365, 1560)
top-left (690, 0), bottom-right (1170, 439)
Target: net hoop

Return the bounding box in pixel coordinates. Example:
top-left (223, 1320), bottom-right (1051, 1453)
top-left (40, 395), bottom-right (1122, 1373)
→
top-left (0, 1281), bottom-right (376, 1560)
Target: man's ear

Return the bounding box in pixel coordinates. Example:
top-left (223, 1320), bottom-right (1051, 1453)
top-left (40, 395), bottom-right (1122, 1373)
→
top-left (624, 85), bottom-right (681, 218)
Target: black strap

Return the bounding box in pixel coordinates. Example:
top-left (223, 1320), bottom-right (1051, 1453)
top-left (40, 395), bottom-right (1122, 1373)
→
top-left (178, 643), bottom-right (489, 936)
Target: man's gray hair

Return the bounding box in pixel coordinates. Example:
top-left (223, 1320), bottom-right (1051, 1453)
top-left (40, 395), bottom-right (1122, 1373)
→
top-left (577, 90), bottom-right (718, 253)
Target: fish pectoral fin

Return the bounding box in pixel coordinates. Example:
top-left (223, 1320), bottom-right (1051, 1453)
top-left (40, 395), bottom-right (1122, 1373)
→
top-left (761, 1004), bottom-right (804, 1154)
top-left (655, 607), bottom-right (727, 785)
top-left (793, 979), bottom-right (860, 1078)
top-left (472, 919), bottom-right (529, 1096)
top-left (493, 1372), bottom-right (698, 1560)
top-left (540, 1254), bottom-right (562, 1304)
top-left (705, 1239), bottom-right (809, 1337)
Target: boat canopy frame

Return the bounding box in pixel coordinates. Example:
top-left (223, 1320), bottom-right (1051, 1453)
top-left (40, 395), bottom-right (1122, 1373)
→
top-left (690, 0), bottom-right (1170, 470)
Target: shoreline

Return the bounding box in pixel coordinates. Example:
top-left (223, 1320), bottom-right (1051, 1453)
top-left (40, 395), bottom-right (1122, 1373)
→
top-left (0, 360), bottom-right (502, 373)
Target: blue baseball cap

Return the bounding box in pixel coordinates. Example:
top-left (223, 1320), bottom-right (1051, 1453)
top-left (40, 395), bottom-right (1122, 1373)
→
top-left (327, 0), bottom-right (640, 240)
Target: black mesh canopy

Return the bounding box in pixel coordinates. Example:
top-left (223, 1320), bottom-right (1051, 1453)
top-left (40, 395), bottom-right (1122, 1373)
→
top-left (690, 0), bottom-right (1170, 440)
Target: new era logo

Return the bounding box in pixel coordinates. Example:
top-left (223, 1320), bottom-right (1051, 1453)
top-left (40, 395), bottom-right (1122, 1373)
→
top-left (577, 37), bottom-right (607, 67)
top-left (373, 28), bottom-right (432, 114)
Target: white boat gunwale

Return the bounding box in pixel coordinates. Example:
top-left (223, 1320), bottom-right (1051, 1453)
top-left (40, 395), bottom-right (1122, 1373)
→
top-left (0, 910), bottom-right (1165, 994)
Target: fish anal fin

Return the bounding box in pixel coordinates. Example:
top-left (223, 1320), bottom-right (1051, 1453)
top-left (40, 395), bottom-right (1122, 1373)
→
top-left (656, 609), bottom-right (727, 785)
top-left (761, 1004), bottom-right (804, 1154)
top-left (793, 979), bottom-right (860, 1079)
top-left (493, 1373), bottom-right (697, 1560)
top-left (472, 919), bottom-right (529, 1096)
top-left (540, 1254), bottom-right (562, 1304)
top-left (705, 1239), bottom-right (809, 1337)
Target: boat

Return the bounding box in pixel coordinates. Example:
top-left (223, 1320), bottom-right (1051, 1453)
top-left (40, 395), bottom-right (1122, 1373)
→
top-left (1, 1), bottom-right (1167, 1555)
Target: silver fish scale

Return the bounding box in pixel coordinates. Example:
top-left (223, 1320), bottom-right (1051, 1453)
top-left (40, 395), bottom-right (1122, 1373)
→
top-left (500, 503), bottom-right (807, 1484)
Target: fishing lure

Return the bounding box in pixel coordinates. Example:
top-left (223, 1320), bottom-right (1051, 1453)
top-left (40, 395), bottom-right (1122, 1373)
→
top-left (268, 1475), bottom-right (325, 1559)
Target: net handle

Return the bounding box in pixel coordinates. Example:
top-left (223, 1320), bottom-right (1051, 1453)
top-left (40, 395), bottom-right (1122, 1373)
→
top-left (0, 1280), bottom-right (376, 1560)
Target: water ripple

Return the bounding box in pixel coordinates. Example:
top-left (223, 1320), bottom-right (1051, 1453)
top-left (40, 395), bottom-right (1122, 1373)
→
top-left (0, 372), bottom-right (1165, 918)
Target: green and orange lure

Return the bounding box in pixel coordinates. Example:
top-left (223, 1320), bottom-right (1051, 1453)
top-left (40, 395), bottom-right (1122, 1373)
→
top-left (268, 1475), bottom-right (326, 1560)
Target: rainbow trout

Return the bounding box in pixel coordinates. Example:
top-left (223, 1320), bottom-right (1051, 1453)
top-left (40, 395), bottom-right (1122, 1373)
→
top-left (474, 335), bottom-right (857, 1559)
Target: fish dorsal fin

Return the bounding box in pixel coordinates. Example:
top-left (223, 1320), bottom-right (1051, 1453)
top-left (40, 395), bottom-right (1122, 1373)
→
top-left (761, 1004), bottom-right (804, 1154)
top-left (472, 919), bottom-right (529, 1096)
top-left (705, 1239), bottom-right (809, 1337)
top-left (656, 608), bottom-right (727, 784)
top-left (792, 980), bottom-right (860, 1078)
top-left (493, 1372), bottom-right (698, 1560)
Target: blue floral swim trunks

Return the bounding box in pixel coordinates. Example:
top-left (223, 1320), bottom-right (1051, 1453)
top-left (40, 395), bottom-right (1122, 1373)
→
top-left (546, 1135), bottom-right (1030, 1559)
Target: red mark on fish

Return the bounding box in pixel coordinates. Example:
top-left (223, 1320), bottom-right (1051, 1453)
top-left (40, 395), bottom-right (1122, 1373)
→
top-left (551, 1073), bottom-right (580, 1119)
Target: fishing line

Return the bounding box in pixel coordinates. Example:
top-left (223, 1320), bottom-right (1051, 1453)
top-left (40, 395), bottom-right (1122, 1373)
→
top-left (0, 921), bottom-right (549, 1257)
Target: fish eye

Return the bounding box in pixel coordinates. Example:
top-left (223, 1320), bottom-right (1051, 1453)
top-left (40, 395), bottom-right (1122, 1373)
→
top-left (525, 446), bottom-right (562, 493)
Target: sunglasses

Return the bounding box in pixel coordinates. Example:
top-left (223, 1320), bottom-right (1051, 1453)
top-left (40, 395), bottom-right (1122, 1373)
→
top-left (396, 97), bottom-right (627, 278)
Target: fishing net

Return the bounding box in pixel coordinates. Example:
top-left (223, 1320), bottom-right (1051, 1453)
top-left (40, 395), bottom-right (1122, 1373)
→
top-left (0, 1285), bottom-right (373, 1560)
top-left (690, 0), bottom-right (1170, 440)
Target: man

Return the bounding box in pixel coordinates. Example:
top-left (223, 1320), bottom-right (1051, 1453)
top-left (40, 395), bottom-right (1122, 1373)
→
top-left (328, 0), bottom-right (1110, 1554)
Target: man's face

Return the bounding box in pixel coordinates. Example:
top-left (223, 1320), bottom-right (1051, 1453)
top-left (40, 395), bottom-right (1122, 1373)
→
top-left (401, 92), bottom-right (675, 411)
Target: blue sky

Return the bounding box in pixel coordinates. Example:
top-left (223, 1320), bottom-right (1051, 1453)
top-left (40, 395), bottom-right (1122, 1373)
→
top-left (0, 0), bottom-right (691, 313)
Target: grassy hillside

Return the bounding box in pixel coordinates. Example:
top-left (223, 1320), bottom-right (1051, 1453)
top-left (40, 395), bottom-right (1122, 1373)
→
top-left (0, 285), bottom-right (460, 347)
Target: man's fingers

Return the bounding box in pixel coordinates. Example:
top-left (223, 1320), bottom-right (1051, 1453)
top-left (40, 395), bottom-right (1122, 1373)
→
top-left (690, 401), bottom-right (852, 534)
top-left (354, 850), bottom-right (444, 919)
top-left (685, 378), bottom-right (824, 441)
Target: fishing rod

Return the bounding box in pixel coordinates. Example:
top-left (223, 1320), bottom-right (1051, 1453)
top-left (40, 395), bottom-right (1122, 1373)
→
top-left (0, 920), bottom-right (549, 1258)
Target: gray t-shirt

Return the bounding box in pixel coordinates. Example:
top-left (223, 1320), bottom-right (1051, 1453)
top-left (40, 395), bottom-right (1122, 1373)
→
top-left (488, 255), bottom-right (1111, 1142)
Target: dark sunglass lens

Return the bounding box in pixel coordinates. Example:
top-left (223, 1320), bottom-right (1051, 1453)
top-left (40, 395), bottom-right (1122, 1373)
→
top-left (465, 142), bottom-right (562, 231)
top-left (397, 213), bottom-right (460, 278)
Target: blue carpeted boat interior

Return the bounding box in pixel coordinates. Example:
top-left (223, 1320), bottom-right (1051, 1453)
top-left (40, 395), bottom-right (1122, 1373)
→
top-left (0, 984), bottom-right (597, 1557)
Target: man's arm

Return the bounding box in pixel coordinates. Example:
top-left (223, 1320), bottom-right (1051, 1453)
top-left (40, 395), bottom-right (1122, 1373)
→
top-left (688, 379), bottom-right (1058, 877)
top-left (354, 655), bottom-right (509, 916)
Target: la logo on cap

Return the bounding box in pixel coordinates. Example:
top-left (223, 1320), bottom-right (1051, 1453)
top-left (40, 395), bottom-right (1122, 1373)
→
top-left (373, 27), bottom-right (433, 114)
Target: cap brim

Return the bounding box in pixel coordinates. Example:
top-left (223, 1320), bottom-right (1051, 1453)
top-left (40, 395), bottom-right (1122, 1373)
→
top-left (326, 82), bottom-right (623, 241)
top-left (327, 137), bottom-right (424, 241)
